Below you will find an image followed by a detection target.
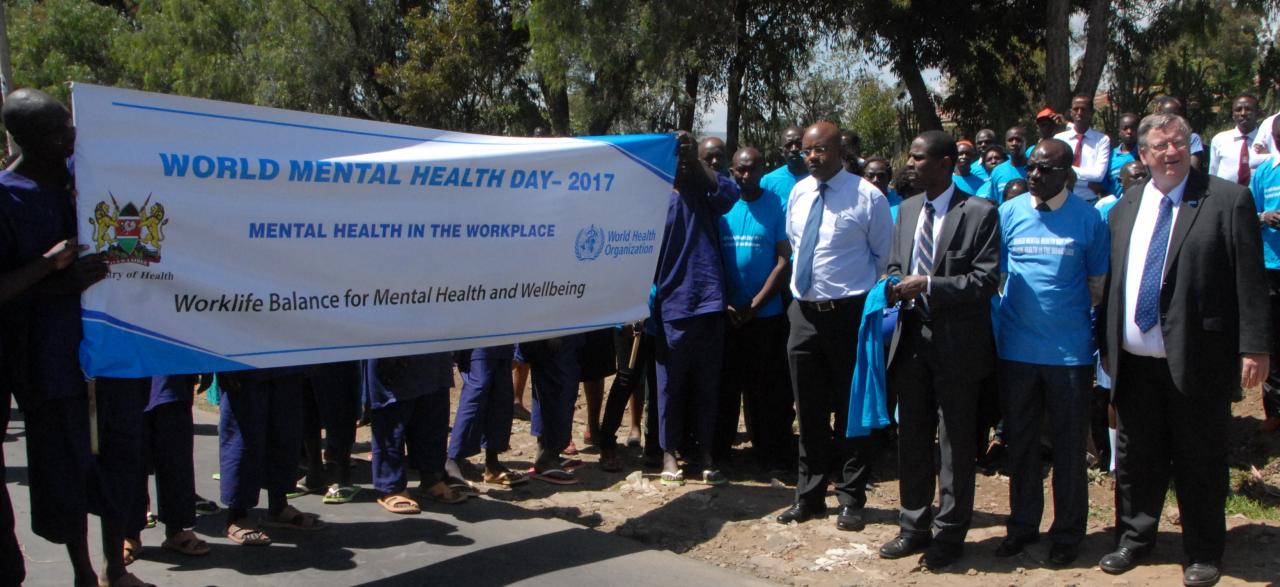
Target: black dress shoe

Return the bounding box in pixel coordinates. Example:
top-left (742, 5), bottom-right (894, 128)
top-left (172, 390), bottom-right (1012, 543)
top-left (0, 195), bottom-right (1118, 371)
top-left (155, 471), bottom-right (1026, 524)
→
top-left (1047, 542), bottom-right (1078, 566)
top-left (921, 542), bottom-right (962, 570)
top-left (994, 534), bottom-right (1039, 557)
top-left (1099, 546), bottom-right (1146, 574)
top-left (835, 505), bottom-right (865, 532)
top-left (1183, 561), bottom-right (1221, 587)
top-left (879, 533), bottom-right (930, 559)
top-left (775, 502), bottom-right (826, 524)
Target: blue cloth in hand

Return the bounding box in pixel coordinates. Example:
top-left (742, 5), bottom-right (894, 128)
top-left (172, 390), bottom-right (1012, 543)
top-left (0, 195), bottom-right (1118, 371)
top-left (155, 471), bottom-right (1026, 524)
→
top-left (846, 276), bottom-right (897, 438)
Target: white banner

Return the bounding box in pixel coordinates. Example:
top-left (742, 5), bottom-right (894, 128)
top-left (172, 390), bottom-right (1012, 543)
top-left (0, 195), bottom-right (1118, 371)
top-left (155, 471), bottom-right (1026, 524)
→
top-left (72, 84), bottom-right (675, 377)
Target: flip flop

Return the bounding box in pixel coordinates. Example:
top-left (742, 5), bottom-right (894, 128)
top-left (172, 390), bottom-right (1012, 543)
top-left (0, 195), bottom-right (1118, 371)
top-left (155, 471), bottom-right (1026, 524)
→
top-left (97, 571), bottom-right (156, 587)
top-left (660, 470), bottom-right (685, 487)
top-left (226, 520), bottom-right (271, 546)
top-left (161, 530), bottom-right (210, 556)
top-left (286, 483), bottom-right (321, 500)
top-left (322, 484), bottom-right (361, 505)
top-left (262, 505), bottom-right (324, 530)
top-left (530, 468), bottom-right (580, 485)
top-left (417, 481), bottom-right (467, 504)
top-left (562, 440), bottom-right (580, 456)
top-left (122, 537), bottom-right (142, 566)
top-left (559, 457), bottom-right (584, 471)
top-left (377, 492), bottom-right (421, 515)
top-left (193, 495), bottom-right (220, 515)
top-left (701, 469), bottom-right (728, 486)
top-left (445, 477), bottom-right (479, 497)
top-left (482, 469), bottom-right (529, 486)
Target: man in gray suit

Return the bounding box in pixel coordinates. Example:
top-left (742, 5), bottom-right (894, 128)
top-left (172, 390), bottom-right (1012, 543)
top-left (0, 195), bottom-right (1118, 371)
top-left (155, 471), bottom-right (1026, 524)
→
top-left (878, 130), bottom-right (1001, 570)
top-left (1097, 112), bottom-right (1270, 587)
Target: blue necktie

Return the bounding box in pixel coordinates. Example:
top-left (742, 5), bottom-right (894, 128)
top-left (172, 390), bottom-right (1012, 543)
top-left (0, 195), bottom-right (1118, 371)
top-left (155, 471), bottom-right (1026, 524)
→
top-left (794, 183), bottom-right (828, 297)
top-left (913, 201), bottom-right (935, 316)
top-left (1135, 196), bottom-right (1173, 332)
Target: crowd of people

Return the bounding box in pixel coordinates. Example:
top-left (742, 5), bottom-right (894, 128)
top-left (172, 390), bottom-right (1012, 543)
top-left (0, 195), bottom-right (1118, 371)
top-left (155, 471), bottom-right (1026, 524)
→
top-left (1, 84), bottom-right (1279, 587)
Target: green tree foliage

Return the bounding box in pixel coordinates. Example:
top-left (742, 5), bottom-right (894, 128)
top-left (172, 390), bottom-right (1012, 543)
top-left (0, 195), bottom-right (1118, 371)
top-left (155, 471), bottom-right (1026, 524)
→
top-left (7, 0), bottom-right (124, 101)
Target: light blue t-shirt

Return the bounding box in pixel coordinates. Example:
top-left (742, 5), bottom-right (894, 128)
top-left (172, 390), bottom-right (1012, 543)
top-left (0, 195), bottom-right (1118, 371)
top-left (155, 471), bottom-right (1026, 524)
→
top-left (885, 188), bottom-right (903, 223)
top-left (760, 165), bottom-right (807, 211)
top-left (953, 173), bottom-right (985, 197)
top-left (1250, 155), bottom-right (1280, 270)
top-left (987, 161), bottom-right (1028, 205)
top-left (1094, 195), bottom-right (1119, 224)
top-left (969, 159), bottom-right (990, 182)
top-left (1106, 150), bottom-right (1135, 197)
top-left (997, 194), bottom-right (1109, 366)
top-left (718, 190), bottom-right (788, 317)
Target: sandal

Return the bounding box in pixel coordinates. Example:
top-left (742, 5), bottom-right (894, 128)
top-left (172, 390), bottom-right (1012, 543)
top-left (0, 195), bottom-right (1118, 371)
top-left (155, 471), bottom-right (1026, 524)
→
top-left (418, 481), bottom-right (467, 504)
top-left (482, 469), bottom-right (529, 486)
top-left (562, 440), bottom-right (580, 456)
top-left (377, 491), bottom-right (421, 515)
top-left (97, 571), bottom-right (156, 587)
top-left (122, 537), bottom-right (142, 566)
top-left (660, 470), bottom-right (685, 487)
top-left (446, 477), bottom-right (479, 497)
top-left (286, 483), bottom-right (321, 500)
top-left (529, 468), bottom-right (579, 485)
top-left (322, 484), bottom-right (361, 505)
top-left (559, 457), bottom-right (584, 471)
top-left (226, 520), bottom-right (271, 546)
top-left (262, 505), bottom-right (324, 530)
top-left (161, 530), bottom-right (210, 556)
top-left (193, 494), bottom-right (220, 515)
top-left (701, 469), bottom-right (728, 486)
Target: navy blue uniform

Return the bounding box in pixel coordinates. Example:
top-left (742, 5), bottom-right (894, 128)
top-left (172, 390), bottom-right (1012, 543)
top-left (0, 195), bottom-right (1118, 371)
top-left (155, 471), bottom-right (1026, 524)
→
top-left (127, 375), bottom-right (198, 538)
top-left (301, 361), bottom-right (361, 485)
top-left (218, 367), bottom-right (306, 513)
top-left (365, 354), bottom-right (453, 494)
top-left (516, 336), bottom-right (584, 455)
top-left (448, 345), bottom-right (515, 460)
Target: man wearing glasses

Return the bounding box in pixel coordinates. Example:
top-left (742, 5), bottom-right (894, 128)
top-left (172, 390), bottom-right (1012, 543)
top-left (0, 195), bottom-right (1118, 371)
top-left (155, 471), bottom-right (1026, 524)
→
top-left (992, 139), bottom-right (1109, 566)
top-left (1098, 113), bottom-right (1270, 586)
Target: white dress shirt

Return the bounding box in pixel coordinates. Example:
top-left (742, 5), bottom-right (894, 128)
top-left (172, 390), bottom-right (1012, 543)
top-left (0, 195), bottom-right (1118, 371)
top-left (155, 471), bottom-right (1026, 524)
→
top-left (1208, 126), bottom-right (1259, 182)
top-left (909, 184), bottom-right (955, 295)
top-left (1055, 127), bottom-right (1111, 202)
top-left (786, 168), bottom-right (894, 301)
top-left (1122, 175), bottom-right (1187, 357)
top-left (1252, 112), bottom-right (1279, 168)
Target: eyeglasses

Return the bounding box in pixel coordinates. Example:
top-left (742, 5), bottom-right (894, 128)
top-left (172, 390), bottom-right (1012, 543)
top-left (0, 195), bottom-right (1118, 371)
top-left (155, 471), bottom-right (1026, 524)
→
top-left (801, 146), bottom-right (830, 156)
top-left (1144, 139), bottom-right (1188, 153)
top-left (1026, 162), bottom-right (1070, 174)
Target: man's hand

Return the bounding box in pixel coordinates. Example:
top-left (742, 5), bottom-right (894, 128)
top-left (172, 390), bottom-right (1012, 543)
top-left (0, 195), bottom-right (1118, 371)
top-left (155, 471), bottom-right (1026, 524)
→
top-left (1261, 211), bottom-right (1280, 228)
top-left (1255, 143), bottom-right (1270, 155)
top-left (68, 253), bottom-right (109, 291)
top-left (726, 304), bottom-right (753, 327)
top-left (894, 275), bottom-right (928, 302)
top-left (1242, 353), bottom-right (1269, 390)
top-left (42, 239), bottom-right (83, 271)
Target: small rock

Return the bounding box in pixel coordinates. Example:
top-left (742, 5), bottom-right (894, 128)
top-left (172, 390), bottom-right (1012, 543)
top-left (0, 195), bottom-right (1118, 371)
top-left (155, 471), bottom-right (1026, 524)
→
top-left (626, 471), bottom-right (643, 484)
top-left (966, 568), bottom-right (978, 576)
top-left (1015, 567), bottom-right (1026, 574)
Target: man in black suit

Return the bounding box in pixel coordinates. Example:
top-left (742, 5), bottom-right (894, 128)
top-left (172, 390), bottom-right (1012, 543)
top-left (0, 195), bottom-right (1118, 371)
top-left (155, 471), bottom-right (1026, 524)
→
top-left (877, 131), bottom-right (1000, 569)
top-left (1097, 112), bottom-right (1270, 587)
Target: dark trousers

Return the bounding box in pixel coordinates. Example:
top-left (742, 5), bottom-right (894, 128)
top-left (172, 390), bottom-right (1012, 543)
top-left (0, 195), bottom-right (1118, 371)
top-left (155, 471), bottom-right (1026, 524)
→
top-left (449, 357), bottom-right (515, 459)
top-left (1, 390), bottom-right (24, 586)
top-left (1114, 352), bottom-right (1229, 563)
top-left (23, 395), bottom-right (93, 544)
top-left (998, 360), bottom-right (1092, 545)
top-left (302, 362), bottom-right (361, 484)
top-left (656, 313), bottom-right (725, 454)
top-left (370, 388), bottom-right (450, 494)
top-left (1263, 270), bottom-right (1280, 418)
top-left (599, 330), bottom-right (656, 450)
top-left (127, 399), bottom-right (196, 537)
top-left (526, 337), bottom-right (582, 454)
top-left (218, 374), bottom-right (304, 511)
top-left (787, 297), bottom-right (881, 508)
top-left (716, 314), bottom-right (794, 465)
top-left (891, 316), bottom-right (980, 544)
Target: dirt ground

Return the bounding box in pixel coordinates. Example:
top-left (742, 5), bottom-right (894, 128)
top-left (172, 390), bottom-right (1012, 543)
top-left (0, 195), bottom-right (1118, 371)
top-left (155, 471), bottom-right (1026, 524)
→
top-left (343, 372), bottom-right (1280, 586)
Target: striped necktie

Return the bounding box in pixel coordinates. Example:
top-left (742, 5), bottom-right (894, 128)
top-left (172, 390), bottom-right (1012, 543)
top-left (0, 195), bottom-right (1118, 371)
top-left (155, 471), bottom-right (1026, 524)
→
top-left (914, 201), bottom-right (935, 315)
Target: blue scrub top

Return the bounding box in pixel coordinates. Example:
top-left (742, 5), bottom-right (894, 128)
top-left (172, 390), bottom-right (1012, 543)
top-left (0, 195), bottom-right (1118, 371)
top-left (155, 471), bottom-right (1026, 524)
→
top-left (652, 174), bottom-right (739, 322)
top-left (717, 191), bottom-right (787, 318)
top-left (363, 353), bottom-right (453, 409)
top-left (759, 164), bottom-right (807, 211)
top-left (148, 374), bottom-right (197, 411)
top-left (987, 161), bottom-right (1028, 204)
top-left (953, 173), bottom-right (985, 197)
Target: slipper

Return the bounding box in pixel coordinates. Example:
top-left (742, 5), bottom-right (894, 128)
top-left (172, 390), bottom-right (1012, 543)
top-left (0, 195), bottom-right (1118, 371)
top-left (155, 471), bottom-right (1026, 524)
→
top-left (660, 470), bottom-right (685, 487)
top-left (286, 483), bottom-right (321, 500)
top-left (562, 440), bottom-right (580, 456)
top-left (262, 505), bottom-right (324, 530)
top-left (193, 495), bottom-right (220, 515)
top-left (161, 530), bottom-right (210, 556)
top-left (701, 469), bottom-right (728, 486)
top-left (322, 484), bottom-right (361, 505)
top-left (530, 468), bottom-right (580, 485)
top-left (559, 457), bottom-right (584, 471)
top-left (445, 476), bottom-right (479, 497)
top-left (226, 520), bottom-right (271, 546)
top-left (97, 571), bottom-right (156, 587)
top-left (482, 469), bottom-right (529, 486)
top-left (418, 481), bottom-right (467, 504)
top-left (122, 537), bottom-right (142, 566)
top-left (377, 491), bottom-right (421, 515)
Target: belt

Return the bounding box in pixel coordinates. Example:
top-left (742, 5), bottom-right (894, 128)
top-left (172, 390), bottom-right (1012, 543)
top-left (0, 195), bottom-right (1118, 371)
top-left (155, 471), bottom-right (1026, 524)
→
top-left (798, 295), bottom-right (863, 312)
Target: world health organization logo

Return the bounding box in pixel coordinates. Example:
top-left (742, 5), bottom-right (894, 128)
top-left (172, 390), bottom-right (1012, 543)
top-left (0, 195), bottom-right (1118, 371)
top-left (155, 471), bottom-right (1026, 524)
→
top-left (575, 224), bottom-right (605, 261)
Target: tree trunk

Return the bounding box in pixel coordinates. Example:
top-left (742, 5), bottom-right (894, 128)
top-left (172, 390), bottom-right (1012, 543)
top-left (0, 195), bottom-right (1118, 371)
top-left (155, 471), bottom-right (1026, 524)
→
top-left (537, 71), bottom-right (571, 136)
top-left (677, 70), bottom-right (698, 131)
top-left (893, 33), bottom-right (941, 131)
top-left (725, 0), bottom-right (750, 154)
top-left (1044, 0), bottom-right (1071, 112)
top-left (1071, 0), bottom-right (1111, 102)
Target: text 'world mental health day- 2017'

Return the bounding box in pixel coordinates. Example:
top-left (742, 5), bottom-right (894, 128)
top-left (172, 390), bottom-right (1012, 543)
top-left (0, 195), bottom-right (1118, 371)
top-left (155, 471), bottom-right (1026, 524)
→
top-left (71, 83), bottom-right (676, 378)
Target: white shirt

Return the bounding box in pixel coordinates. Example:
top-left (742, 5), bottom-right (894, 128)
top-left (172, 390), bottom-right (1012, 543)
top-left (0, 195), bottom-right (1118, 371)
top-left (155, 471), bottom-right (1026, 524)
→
top-left (1055, 127), bottom-right (1111, 201)
top-left (1122, 175), bottom-right (1187, 357)
top-left (1208, 126), bottom-right (1259, 182)
top-left (1190, 132), bottom-right (1204, 155)
top-left (909, 184), bottom-right (955, 295)
top-left (1252, 112), bottom-right (1279, 168)
top-left (786, 168), bottom-right (894, 301)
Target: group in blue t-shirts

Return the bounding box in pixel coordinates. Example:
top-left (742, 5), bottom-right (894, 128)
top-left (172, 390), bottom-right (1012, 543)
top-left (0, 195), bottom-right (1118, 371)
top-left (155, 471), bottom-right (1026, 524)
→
top-left (718, 190), bottom-right (788, 317)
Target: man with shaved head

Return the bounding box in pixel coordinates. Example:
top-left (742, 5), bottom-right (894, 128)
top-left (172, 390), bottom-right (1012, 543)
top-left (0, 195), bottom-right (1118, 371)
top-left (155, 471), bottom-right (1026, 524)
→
top-left (986, 126), bottom-right (1030, 203)
top-left (839, 129), bottom-right (864, 175)
top-left (775, 122), bottom-right (893, 533)
top-left (699, 137), bottom-right (729, 174)
top-left (760, 125), bottom-right (808, 210)
top-left (880, 130), bottom-right (1000, 570)
top-left (712, 147), bottom-right (794, 467)
top-left (993, 139), bottom-right (1109, 566)
top-left (970, 129), bottom-right (997, 181)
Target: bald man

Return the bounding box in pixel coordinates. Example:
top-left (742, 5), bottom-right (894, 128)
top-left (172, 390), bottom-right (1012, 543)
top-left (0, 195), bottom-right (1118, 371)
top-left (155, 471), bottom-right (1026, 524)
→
top-left (760, 125), bottom-right (808, 210)
top-left (777, 122), bottom-right (893, 532)
top-left (714, 147), bottom-right (794, 467)
top-left (699, 137), bottom-right (729, 174)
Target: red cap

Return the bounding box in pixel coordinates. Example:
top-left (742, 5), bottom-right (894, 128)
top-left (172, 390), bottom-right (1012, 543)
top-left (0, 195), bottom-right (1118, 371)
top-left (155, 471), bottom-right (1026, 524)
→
top-left (1035, 108), bottom-right (1058, 121)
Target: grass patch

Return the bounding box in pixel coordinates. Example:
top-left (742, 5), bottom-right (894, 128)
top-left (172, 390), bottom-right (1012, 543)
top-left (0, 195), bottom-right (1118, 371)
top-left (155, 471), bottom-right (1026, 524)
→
top-left (1225, 493), bottom-right (1280, 520)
